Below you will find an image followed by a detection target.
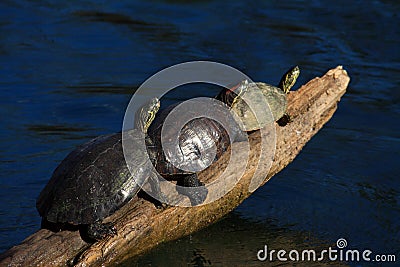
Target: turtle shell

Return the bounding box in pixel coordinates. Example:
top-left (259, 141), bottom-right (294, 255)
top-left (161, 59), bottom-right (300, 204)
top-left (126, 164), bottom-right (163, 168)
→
top-left (147, 103), bottom-right (245, 177)
top-left (216, 82), bottom-right (287, 131)
top-left (36, 131), bottom-right (150, 225)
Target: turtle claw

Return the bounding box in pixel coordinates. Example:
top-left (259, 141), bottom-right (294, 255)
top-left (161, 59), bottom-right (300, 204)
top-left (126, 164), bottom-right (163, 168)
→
top-left (86, 221), bottom-right (117, 241)
top-left (156, 202), bottom-right (169, 210)
top-left (153, 195), bottom-right (169, 210)
top-left (277, 113), bottom-right (292, 126)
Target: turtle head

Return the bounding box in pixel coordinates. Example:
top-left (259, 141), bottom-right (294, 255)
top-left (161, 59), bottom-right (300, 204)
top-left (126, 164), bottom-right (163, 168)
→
top-left (135, 98), bottom-right (160, 133)
top-left (230, 79), bottom-right (249, 108)
top-left (278, 65), bottom-right (300, 94)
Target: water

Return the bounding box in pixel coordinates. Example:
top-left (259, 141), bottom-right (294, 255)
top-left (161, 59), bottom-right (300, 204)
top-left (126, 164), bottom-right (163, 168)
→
top-left (0, 0), bottom-right (399, 266)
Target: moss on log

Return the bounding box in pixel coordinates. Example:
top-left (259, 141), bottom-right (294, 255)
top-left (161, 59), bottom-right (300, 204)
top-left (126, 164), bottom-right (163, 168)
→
top-left (0, 66), bottom-right (350, 266)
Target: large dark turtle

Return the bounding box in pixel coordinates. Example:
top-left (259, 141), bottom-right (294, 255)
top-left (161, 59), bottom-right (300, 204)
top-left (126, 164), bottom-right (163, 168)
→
top-left (36, 98), bottom-right (160, 241)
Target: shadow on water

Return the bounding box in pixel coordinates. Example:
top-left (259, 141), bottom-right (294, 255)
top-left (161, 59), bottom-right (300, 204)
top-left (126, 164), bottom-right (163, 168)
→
top-left (73, 10), bottom-right (183, 43)
top-left (73, 11), bottom-right (156, 26)
top-left (25, 124), bottom-right (99, 140)
top-left (65, 84), bottom-right (138, 95)
top-left (357, 182), bottom-right (399, 208)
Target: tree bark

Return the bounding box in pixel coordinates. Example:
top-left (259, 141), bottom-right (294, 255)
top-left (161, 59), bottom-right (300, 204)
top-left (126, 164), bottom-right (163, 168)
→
top-left (0, 66), bottom-right (350, 267)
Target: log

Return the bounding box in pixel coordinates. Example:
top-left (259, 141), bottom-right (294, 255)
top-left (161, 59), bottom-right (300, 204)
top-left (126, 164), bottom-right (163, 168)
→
top-left (0, 66), bottom-right (350, 266)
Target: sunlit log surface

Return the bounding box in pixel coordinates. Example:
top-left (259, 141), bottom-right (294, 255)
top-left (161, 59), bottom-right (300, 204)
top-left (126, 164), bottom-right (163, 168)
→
top-left (0, 66), bottom-right (350, 266)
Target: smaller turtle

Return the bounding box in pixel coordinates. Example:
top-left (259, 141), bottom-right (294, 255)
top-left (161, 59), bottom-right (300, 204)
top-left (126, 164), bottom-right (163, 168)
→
top-left (216, 65), bottom-right (300, 130)
top-left (36, 98), bottom-right (161, 241)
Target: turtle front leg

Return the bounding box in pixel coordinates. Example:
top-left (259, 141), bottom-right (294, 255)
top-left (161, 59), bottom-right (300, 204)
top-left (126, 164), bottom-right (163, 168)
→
top-left (177, 174), bottom-right (208, 206)
top-left (277, 113), bottom-right (292, 126)
top-left (148, 173), bottom-right (169, 209)
top-left (85, 221), bottom-right (117, 241)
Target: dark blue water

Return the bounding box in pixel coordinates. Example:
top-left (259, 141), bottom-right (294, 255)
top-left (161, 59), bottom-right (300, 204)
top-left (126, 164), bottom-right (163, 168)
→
top-left (1, 0), bottom-right (399, 266)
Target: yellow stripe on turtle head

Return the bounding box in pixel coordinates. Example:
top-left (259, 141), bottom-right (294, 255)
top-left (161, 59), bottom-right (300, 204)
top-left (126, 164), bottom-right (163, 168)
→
top-left (279, 65), bottom-right (300, 94)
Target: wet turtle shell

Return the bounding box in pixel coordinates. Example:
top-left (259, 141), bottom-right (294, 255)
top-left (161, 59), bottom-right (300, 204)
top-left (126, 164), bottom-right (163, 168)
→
top-left (224, 82), bottom-right (287, 131)
top-left (147, 101), bottom-right (246, 177)
top-left (146, 100), bottom-right (247, 206)
top-left (36, 98), bottom-right (160, 240)
top-left (37, 133), bottom-right (143, 224)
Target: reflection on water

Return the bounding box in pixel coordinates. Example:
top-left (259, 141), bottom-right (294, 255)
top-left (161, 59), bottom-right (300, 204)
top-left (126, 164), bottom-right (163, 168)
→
top-left (0, 0), bottom-right (399, 265)
top-left (124, 213), bottom-right (348, 266)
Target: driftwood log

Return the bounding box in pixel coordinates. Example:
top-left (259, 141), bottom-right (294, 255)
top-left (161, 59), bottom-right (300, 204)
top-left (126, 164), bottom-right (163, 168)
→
top-left (0, 66), bottom-right (350, 266)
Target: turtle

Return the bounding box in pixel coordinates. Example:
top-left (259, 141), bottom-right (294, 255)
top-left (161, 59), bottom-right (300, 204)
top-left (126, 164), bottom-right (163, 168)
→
top-left (36, 98), bottom-right (161, 241)
top-left (146, 66), bottom-right (299, 204)
top-left (216, 65), bottom-right (300, 130)
top-left (147, 100), bottom-right (247, 206)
